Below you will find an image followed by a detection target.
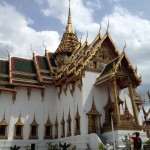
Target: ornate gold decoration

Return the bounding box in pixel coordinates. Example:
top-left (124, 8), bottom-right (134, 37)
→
top-left (69, 83), bottom-right (75, 96)
top-left (33, 54), bottom-right (42, 82)
top-left (128, 83), bottom-right (139, 125)
top-left (13, 113), bottom-right (24, 139)
top-left (0, 112), bottom-right (8, 139)
top-left (121, 98), bottom-right (133, 121)
top-left (103, 87), bottom-right (114, 126)
top-left (44, 114), bottom-right (53, 139)
top-left (87, 98), bottom-right (101, 134)
top-left (63, 84), bottom-right (68, 95)
top-left (41, 88), bottom-right (45, 102)
top-left (12, 91), bottom-right (17, 104)
top-left (57, 86), bottom-right (62, 99)
top-left (112, 79), bottom-right (120, 125)
top-left (61, 112), bottom-right (65, 138)
top-left (27, 87), bottom-right (31, 100)
top-left (75, 105), bottom-right (80, 135)
top-left (54, 0), bottom-right (79, 68)
top-left (54, 115), bottom-right (58, 139)
top-left (29, 114), bottom-right (39, 139)
top-left (67, 109), bottom-right (72, 137)
top-left (77, 79), bottom-right (82, 91)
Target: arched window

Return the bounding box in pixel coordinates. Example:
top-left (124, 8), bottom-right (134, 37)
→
top-left (29, 115), bottom-right (38, 139)
top-left (74, 106), bottom-right (80, 135)
top-left (67, 109), bottom-right (71, 137)
top-left (0, 114), bottom-right (8, 139)
top-left (61, 113), bottom-right (65, 138)
top-left (54, 116), bottom-right (58, 139)
top-left (14, 115), bottom-right (24, 139)
top-left (44, 115), bottom-right (53, 139)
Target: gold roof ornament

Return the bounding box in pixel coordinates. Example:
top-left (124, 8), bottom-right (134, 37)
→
top-left (66, 0), bottom-right (74, 33)
top-left (6, 44), bottom-right (10, 57)
top-left (123, 41), bottom-right (126, 52)
top-left (98, 23), bottom-right (101, 36)
top-left (0, 111), bottom-right (8, 125)
top-left (15, 113), bottom-right (24, 126)
top-left (55, 0), bottom-right (79, 55)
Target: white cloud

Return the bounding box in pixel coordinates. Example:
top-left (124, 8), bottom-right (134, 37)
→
top-left (0, 3), bottom-right (60, 59)
top-left (101, 5), bottom-right (150, 98)
top-left (35, 0), bottom-right (101, 42)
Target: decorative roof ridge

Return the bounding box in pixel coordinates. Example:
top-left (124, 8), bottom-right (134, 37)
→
top-left (115, 51), bottom-right (141, 82)
top-left (56, 42), bottom-right (81, 72)
top-left (103, 32), bottom-right (120, 56)
top-left (10, 56), bottom-right (34, 61)
top-left (33, 54), bottom-right (42, 82)
top-left (54, 0), bottom-right (79, 55)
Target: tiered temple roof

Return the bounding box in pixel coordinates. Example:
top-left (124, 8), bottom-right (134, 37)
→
top-left (0, 0), bottom-right (141, 91)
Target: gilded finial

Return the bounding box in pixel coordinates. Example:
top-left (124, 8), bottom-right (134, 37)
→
top-left (99, 23), bottom-right (101, 35)
top-left (3, 110), bottom-right (5, 120)
top-left (6, 44), bottom-right (10, 56)
top-left (106, 21), bottom-right (109, 33)
top-left (69, 0), bottom-right (71, 16)
top-left (43, 41), bottom-right (46, 50)
top-left (66, 0), bottom-right (74, 33)
top-left (135, 66), bottom-right (137, 74)
top-left (31, 44), bottom-right (35, 57)
top-left (86, 31), bottom-right (88, 43)
top-left (43, 40), bottom-right (47, 55)
top-left (80, 34), bottom-right (82, 45)
top-left (19, 110), bottom-right (21, 119)
top-left (31, 44), bottom-right (33, 53)
top-left (123, 41), bottom-right (126, 52)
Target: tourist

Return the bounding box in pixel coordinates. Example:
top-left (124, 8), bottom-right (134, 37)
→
top-left (130, 132), bottom-right (142, 150)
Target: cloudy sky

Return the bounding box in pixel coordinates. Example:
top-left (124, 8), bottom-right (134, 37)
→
top-left (0, 0), bottom-right (150, 107)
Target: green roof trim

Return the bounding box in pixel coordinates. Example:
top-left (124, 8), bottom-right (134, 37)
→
top-left (100, 57), bottom-right (119, 77)
top-left (12, 73), bottom-right (38, 80)
top-left (0, 76), bottom-right (9, 81)
top-left (0, 61), bottom-right (9, 74)
top-left (37, 57), bottom-right (49, 70)
top-left (13, 80), bottom-right (43, 86)
top-left (40, 72), bottom-right (51, 76)
top-left (13, 58), bottom-right (36, 73)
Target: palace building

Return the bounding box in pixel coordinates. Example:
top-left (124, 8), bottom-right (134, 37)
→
top-left (0, 1), bottom-right (147, 150)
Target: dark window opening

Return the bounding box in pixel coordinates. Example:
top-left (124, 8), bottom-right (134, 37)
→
top-left (31, 126), bottom-right (37, 136)
top-left (15, 125), bottom-right (22, 136)
top-left (0, 125), bottom-right (5, 136)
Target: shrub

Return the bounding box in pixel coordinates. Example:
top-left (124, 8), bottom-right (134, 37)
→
top-left (98, 143), bottom-right (105, 150)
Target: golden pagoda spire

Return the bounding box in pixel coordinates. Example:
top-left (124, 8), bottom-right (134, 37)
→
top-left (66, 0), bottom-right (74, 33)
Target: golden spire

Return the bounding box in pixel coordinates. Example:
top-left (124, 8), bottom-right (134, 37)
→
top-left (66, 0), bottom-right (74, 33)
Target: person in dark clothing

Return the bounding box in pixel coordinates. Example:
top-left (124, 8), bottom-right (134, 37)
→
top-left (130, 132), bottom-right (142, 150)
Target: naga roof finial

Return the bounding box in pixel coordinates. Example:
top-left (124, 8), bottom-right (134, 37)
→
top-left (80, 34), bottom-right (82, 45)
top-left (106, 20), bottom-right (109, 33)
top-left (66, 0), bottom-right (74, 33)
top-left (123, 41), bottom-right (126, 52)
top-left (43, 40), bottom-right (47, 55)
top-left (6, 44), bottom-right (10, 57)
top-left (85, 31), bottom-right (88, 43)
top-left (99, 23), bottom-right (101, 35)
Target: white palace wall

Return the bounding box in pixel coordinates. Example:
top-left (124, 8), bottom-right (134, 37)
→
top-left (0, 86), bottom-right (56, 141)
